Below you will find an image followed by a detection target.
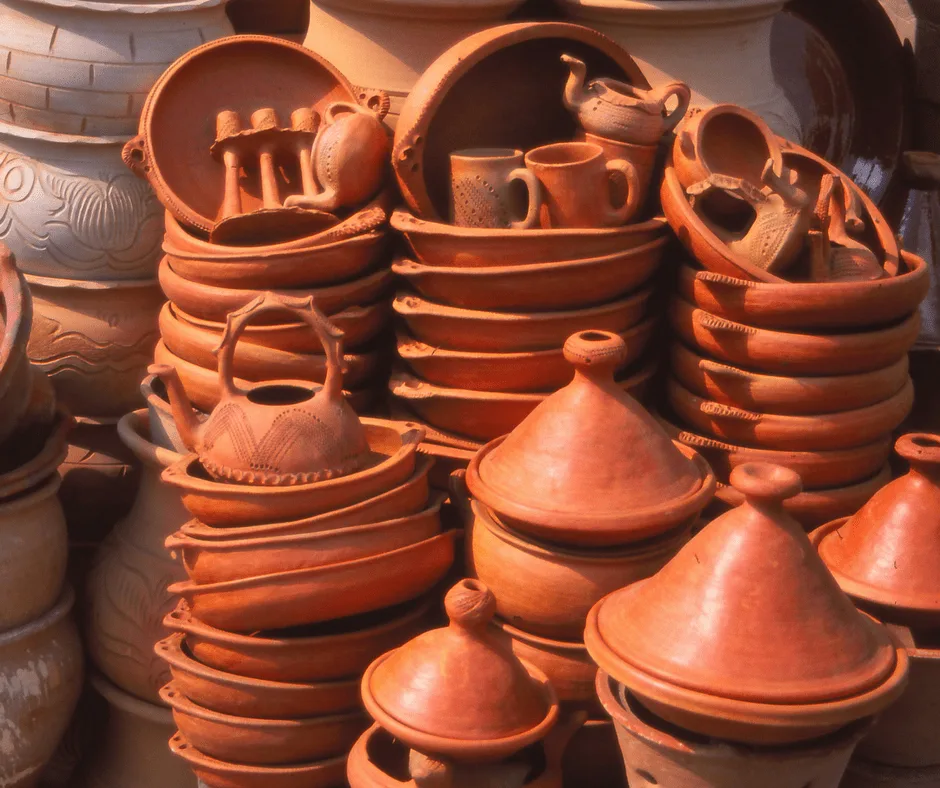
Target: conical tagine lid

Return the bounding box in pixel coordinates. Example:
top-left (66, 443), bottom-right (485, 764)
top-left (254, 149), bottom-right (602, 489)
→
top-left (361, 579), bottom-right (559, 761)
top-left (585, 463), bottom-right (908, 743)
top-left (813, 433), bottom-right (940, 625)
top-left (466, 330), bottom-right (715, 546)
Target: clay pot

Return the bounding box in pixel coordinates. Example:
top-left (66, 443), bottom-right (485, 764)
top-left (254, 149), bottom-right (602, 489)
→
top-left (841, 757), bottom-right (940, 788)
top-left (165, 595), bottom-right (431, 683)
top-left (161, 681), bottom-right (367, 766)
top-left (27, 274), bottom-right (162, 419)
top-left (580, 131), bottom-right (659, 215)
top-left (140, 371), bottom-right (190, 453)
top-left (391, 208), bottom-right (667, 268)
top-left (561, 718), bottom-right (627, 788)
top-left (0, 406), bottom-right (70, 500)
top-left (162, 419), bottom-right (423, 527)
top-left (670, 298), bottom-right (921, 376)
top-left (397, 319), bottom-right (654, 393)
top-left (169, 731), bottom-right (346, 788)
top-left (156, 633), bottom-right (361, 719)
top-left (0, 588), bottom-right (83, 788)
top-left (392, 237), bottom-right (665, 312)
top-left (420, 442), bottom-right (475, 492)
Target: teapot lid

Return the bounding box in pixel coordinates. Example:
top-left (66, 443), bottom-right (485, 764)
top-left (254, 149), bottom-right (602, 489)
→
top-left (465, 330), bottom-right (714, 545)
top-left (361, 579), bottom-right (558, 762)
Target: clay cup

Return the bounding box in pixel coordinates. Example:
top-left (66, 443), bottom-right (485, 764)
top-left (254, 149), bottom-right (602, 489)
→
top-left (450, 148), bottom-right (542, 229)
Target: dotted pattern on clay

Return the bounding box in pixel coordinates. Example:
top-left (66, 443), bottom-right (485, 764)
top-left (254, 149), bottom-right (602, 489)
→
top-left (451, 175), bottom-right (510, 228)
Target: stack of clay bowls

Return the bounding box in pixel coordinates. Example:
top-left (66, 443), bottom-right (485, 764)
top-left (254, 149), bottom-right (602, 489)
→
top-left (659, 104), bottom-right (928, 529)
top-left (458, 329), bottom-right (715, 786)
top-left (124, 35), bottom-right (396, 426)
top-left (811, 433), bottom-right (940, 787)
top-left (586, 462), bottom-right (910, 788)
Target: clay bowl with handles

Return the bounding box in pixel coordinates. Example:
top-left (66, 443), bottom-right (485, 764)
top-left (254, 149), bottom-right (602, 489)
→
top-left (670, 298), bottom-right (920, 376)
top-left (164, 597), bottom-right (432, 683)
top-left (392, 288), bottom-right (653, 353)
top-left (391, 209), bottom-right (667, 268)
top-left (391, 236), bottom-right (666, 312)
top-left (160, 682), bottom-right (367, 766)
top-left (156, 633), bottom-right (361, 719)
top-left (170, 731), bottom-right (347, 788)
top-left (396, 318), bottom-right (654, 394)
top-left (161, 419), bottom-right (423, 528)
top-left (168, 494), bottom-right (444, 584)
top-left (667, 376), bottom-right (914, 452)
top-left (671, 344), bottom-right (911, 416)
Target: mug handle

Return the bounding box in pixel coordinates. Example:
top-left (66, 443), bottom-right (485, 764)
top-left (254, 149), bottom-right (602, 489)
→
top-left (605, 158), bottom-right (641, 225)
top-left (507, 167), bottom-right (542, 230)
top-left (658, 82), bottom-right (692, 132)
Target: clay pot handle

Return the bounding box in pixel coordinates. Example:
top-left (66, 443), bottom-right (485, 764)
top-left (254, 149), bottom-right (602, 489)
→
top-left (730, 462), bottom-right (802, 506)
top-left (353, 86), bottom-right (391, 120)
top-left (894, 433), bottom-right (940, 470)
top-left (697, 313), bottom-right (753, 335)
top-left (605, 158), bottom-right (640, 224)
top-left (700, 401), bottom-right (762, 423)
top-left (448, 469), bottom-right (472, 516)
top-left (444, 579), bottom-right (496, 632)
top-left (507, 167), bottom-right (542, 230)
top-left (324, 101), bottom-right (375, 126)
top-left (122, 135), bottom-right (152, 180)
top-left (655, 81), bottom-right (692, 133)
top-left (216, 292), bottom-right (346, 401)
top-left (698, 358), bottom-right (751, 381)
top-left (563, 330), bottom-right (628, 378)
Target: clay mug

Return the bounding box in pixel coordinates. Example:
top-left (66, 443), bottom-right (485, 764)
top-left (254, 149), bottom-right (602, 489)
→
top-left (525, 142), bottom-right (640, 228)
top-left (580, 132), bottom-right (657, 216)
top-left (449, 148), bottom-right (542, 229)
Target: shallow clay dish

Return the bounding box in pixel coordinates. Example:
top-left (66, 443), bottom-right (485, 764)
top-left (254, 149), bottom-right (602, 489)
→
top-left (392, 22), bottom-right (647, 219)
top-left (393, 288), bottom-right (652, 353)
top-left (392, 237), bottom-right (665, 312)
top-left (164, 597), bottom-right (431, 683)
top-left (391, 209), bottom-right (667, 267)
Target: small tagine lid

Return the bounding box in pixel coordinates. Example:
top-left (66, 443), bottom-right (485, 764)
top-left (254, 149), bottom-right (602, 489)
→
top-left (361, 579), bottom-right (558, 761)
top-left (466, 330), bottom-right (714, 544)
top-left (814, 433), bottom-right (940, 622)
top-left (586, 463), bottom-right (904, 715)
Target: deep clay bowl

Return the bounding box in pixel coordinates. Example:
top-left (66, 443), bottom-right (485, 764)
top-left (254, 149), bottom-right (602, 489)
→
top-left (0, 407), bottom-right (70, 500)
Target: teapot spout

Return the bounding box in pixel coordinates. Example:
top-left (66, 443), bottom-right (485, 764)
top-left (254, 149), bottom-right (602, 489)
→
top-left (146, 363), bottom-right (201, 452)
top-left (560, 53), bottom-right (588, 113)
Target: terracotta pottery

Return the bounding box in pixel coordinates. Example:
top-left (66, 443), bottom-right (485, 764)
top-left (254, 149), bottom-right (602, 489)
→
top-left (670, 344), bottom-right (911, 416)
top-left (84, 409), bottom-right (188, 704)
top-left (361, 579), bottom-right (559, 762)
top-left (597, 674), bottom-right (870, 788)
top-left (670, 298), bottom-right (921, 376)
top-left (841, 757), bottom-right (940, 788)
top-left (465, 497), bottom-right (687, 639)
top-left (141, 371), bottom-right (190, 453)
top-left (165, 596), bottom-right (431, 683)
top-left (448, 148), bottom-right (541, 230)
top-left (0, 405), bottom-right (70, 501)
top-left (161, 681), bottom-right (367, 766)
top-left (467, 330), bottom-right (713, 546)
top-left (162, 419), bottom-right (422, 527)
top-left (391, 237), bottom-right (666, 312)
top-left (561, 718), bottom-right (627, 788)
top-left (0, 587), bottom-right (83, 788)
top-left (391, 209), bottom-right (667, 268)
top-left (580, 131), bottom-right (659, 214)
top-left (167, 494), bottom-right (444, 584)
top-left (419, 441), bottom-right (475, 492)
top-left (585, 462), bottom-right (908, 745)
top-left (169, 731), bottom-right (346, 788)
top-left (156, 633), bottom-right (361, 719)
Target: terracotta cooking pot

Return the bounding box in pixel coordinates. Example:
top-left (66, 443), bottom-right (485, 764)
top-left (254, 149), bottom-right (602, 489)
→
top-left (0, 406), bottom-right (70, 500)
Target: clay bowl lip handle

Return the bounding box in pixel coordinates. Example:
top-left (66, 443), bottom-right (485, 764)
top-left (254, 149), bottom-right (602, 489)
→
top-left (729, 462), bottom-right (803, 505)
top-left (894, 433), bottom-right (940, 467)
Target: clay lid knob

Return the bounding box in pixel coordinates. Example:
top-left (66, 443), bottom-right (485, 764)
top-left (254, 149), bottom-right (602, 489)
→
top-left (444, 578), bottom-right (496, 632)
top-left (562, 330), bottom-right (629, 378)
top-left (730, 462), bottom-right (802, 507)
top-left (895, 433), bottom-right (940, 472)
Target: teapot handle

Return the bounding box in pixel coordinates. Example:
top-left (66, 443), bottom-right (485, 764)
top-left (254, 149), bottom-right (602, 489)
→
top-left (215, 292), bottom-right (346, 402)
top-left (655, 81), bottom-right (692, 133)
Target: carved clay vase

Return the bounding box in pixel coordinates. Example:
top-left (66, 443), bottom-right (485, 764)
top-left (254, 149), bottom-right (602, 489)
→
top-left (85, 409), bottom-right (188, 705)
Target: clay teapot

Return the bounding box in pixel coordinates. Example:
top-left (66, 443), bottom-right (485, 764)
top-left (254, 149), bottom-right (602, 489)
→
top-left (285, 101), bottom-right (390, 213)
top-left (561, 54), bottom-right (690, 146)
top-left (149, 292), bottom-right (370, 486)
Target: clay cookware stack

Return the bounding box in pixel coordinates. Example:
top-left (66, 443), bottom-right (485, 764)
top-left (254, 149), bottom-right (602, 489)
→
top-left (658, 103), bottom-right (928, 529)
top-left (459, 328), bottom-right (716, 786)
top-left (124, 35), bottom-right (397, 433)
top-left (586, 462), bottom-right (910, 788)
top-left (811, 433), bottom-right (940, 787)
top-left (151, 295), bottom-right (455, 787)
top-left (386, 22), bottom-right (683, 479)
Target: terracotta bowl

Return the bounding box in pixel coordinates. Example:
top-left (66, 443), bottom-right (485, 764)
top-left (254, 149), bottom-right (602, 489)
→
top-left (0, 407), bottom-right (70, 500)
top-left (169, 530), bottom-right (457, 632)
top-left (391, 237), bottom-right (666, 312)
top-left (168, 495), bottom-right (444, 584)
top-left (392, 288), bottom-right (653, 353)
top-left (169, 732), bottom-right (347, 788)
top-left (419, 442), bottom-right (476, 492)
top-left (160, 682), bottom-right (367, 766)
top-left (670, 298), bottom-right (920, 376)
top-left (671, 344), bottom-right (911, 416)
top-left (465, 500), bottom-right (687, 640)
top-left (164, 597), bottom-right (431, 683)
top-left (156, 633), bottom-right (361, 719)
top-left (161, 420), bottom-right (423, 528)
top-left (159, 256), bottom-right (394, 325)
top-left (391, 209), bottom-right (667, 268)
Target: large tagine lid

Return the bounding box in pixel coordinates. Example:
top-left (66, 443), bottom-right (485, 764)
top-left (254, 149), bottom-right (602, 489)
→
top-left (465, 330), bottom-right (714, 545)
top-left (361, 579), bottom-right (559, 762)
top-left (813, 433), bottom-right (940, 625)
top-left (585, 463), bottom-right (908, 742)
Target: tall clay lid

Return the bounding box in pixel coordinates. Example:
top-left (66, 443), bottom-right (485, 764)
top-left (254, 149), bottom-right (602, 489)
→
top-left (813, 433), bottom-right (940, 623)
top-left (465, 330), bottom-right (715, 545)
top-left (361, 579), bottom-right (558, 762)
top-left (585, 463), bottom-right (907, 734)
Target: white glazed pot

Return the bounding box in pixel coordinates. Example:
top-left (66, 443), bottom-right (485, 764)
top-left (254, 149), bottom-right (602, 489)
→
top-left (0, 0), bottom-right (232, 137)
